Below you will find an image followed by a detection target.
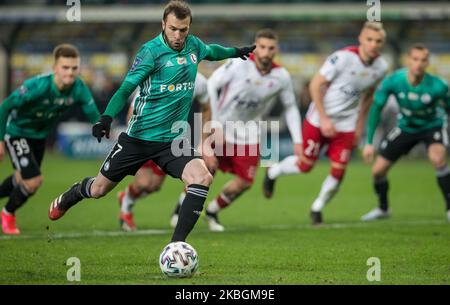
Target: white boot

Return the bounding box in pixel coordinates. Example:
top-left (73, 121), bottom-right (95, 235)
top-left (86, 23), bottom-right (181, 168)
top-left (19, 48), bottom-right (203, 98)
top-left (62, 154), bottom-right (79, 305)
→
top-left (361, 208), bottom-right (390, 221)
top-left (205, 211), bottom-right (225, 232)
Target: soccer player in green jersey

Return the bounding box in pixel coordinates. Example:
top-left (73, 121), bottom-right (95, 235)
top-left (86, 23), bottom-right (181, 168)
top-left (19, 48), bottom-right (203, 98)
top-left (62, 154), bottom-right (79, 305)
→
top-left (0, 44), bottom-right (100, 234)
top-left (362, 44), bottom-right (450, 222)
top-left (48, 0), bottom-right (256, 244)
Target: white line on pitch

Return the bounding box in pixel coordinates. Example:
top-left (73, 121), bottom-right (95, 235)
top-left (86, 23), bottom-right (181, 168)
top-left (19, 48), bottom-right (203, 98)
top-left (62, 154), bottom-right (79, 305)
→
top-left (0, 219), bottom-right (446, 240)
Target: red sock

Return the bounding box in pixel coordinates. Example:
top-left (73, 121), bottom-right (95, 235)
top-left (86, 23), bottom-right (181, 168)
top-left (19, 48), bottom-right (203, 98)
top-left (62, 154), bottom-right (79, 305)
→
top-left (128, 184), bottom-right (143, 200)
top-left (216, 193), bottom-right (231, 209)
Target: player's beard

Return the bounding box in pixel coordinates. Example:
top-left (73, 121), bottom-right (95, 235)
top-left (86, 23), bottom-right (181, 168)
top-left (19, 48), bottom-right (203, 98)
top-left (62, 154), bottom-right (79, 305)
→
top-left (258, 57), bottom-right (272, 72)
top-left (163, 32), bottom-right (184, 51)
top-left (411, 69), bottom-right (426, 81)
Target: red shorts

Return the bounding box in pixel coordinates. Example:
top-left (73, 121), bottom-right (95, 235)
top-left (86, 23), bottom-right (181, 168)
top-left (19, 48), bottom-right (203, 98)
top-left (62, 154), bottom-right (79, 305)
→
top-left (216, 143), bottom-right (260, 183)
top-left (301, 119), bottom-right (354, 165)
top-left (141, 160), bottom-right (166, 177)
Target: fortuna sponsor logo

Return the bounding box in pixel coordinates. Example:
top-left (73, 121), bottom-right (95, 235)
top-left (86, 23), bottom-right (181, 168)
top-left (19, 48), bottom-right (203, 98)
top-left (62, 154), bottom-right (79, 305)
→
top-left (160, 82), bottom-right (195, 92)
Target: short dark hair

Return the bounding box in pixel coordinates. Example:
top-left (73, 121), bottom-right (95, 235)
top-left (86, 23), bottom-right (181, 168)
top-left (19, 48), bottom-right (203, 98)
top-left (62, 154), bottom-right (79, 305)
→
top-left (163, 0), bottom-right (192, 24)
top-left (255, 28), bottom-right (278, 41)
top-left (408, 43), bottom-right (429, 57)
top-left (53, 44), bottom-right (79, 61)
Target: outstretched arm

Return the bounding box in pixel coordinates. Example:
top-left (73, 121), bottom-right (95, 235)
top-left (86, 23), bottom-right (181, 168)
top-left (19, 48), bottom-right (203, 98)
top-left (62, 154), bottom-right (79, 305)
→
top-left (204, 44), bottom-right (255, 61)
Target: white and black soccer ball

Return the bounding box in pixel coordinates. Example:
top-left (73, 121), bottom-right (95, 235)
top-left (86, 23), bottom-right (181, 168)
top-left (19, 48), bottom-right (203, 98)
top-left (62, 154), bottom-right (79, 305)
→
top-left (159, 241), bottom-right (199, 278)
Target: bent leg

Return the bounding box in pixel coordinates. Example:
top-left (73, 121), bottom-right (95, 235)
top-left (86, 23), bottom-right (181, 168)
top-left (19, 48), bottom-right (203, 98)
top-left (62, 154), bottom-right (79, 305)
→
top-left (49, 172), bottom-right (118, 221)
top-left (428, 143), bottom-right (450, 212)
top-left (371, 155), bottom-right (392, 212)
top-left (120, 165), bottom-right (166, 213)
top-left (207, 176), bottom-right (252, 214)
top-left (4, 172), bottom-right (42, 213)
top-left (311, 162), bottom-right (346, 214)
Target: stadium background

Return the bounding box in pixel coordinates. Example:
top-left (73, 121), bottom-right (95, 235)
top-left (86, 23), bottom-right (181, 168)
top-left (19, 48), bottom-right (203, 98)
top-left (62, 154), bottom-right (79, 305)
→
top-left (0, 1), bottom-right (449, 286)
top-left (1, 0), bottom-right (449, 159)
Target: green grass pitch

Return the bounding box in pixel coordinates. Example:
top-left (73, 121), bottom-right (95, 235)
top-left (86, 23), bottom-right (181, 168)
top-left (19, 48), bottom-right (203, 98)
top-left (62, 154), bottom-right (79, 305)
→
top-left (0, 153), bottom-right (449, 284)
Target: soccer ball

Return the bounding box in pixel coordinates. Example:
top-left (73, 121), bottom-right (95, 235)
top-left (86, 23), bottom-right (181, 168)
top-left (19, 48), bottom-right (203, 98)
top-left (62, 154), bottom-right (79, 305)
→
top-left (159, 241), bottom-right (199, 278)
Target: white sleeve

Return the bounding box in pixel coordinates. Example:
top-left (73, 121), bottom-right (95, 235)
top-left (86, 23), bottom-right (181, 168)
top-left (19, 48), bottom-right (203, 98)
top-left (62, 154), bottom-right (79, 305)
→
top-left (280, 72), bottom-right (302, 144)
top-left (207, 59), bottom-right (237, 120)
top-left (194, 73), bottom-right (209, 105)
top-left (319, 50), bottom-right (348, 82)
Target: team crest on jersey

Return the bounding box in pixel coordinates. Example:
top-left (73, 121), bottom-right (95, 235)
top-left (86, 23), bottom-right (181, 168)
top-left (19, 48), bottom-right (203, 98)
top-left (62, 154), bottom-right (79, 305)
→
top-left (130, 56), bottom-right (143, 71)
top-left (190, 54), bottom-right (197, 64)
top-left (421, 94), bottom-right (432, 104)
top-left (177, 57), bottom-right (187, 65)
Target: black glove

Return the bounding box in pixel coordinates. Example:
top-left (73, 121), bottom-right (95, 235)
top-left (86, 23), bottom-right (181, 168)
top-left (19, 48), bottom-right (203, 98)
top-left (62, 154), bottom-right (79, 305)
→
top-left (92, 115), bottom-right (112, 143)
top-left (234, 45), bottom-right (256, 60)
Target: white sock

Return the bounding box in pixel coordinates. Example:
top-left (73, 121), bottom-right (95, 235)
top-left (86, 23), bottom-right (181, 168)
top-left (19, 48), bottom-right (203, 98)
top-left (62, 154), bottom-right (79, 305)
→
top-left (268, 155), bottom-right (301, 179)
top-left (178, 191), bottom-right (186, 206)
top-left (311, 175), bottom-right (340, 212)
top-left (121, 187), bottom-right (137, 213)
top-left (206, 199), bottom-right (220, 214)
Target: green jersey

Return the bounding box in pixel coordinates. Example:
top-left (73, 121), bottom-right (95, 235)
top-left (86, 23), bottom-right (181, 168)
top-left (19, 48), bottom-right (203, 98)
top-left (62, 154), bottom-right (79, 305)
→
top-left (367, 68), bottom-right (450, 144)
top-left (0, 73), bottom-right (100, 140)
top-left (103, 33), bottom-right (237, 142)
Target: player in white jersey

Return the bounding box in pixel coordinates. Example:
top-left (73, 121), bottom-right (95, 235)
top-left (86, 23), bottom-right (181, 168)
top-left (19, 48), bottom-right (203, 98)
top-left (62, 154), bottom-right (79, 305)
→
top-left (263, 22), bottom-right (389, 225)
top-left (170, 29), bottom-right (302, 232)
top-left (117, 73), bottom-right (210, 231)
